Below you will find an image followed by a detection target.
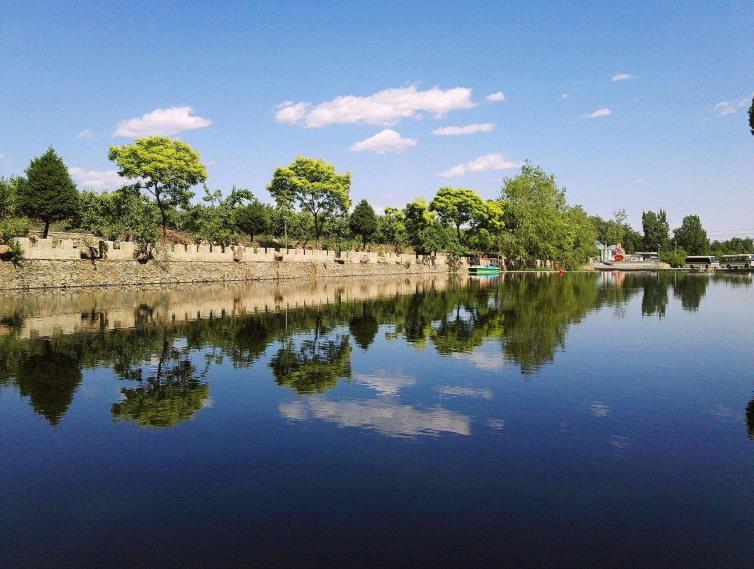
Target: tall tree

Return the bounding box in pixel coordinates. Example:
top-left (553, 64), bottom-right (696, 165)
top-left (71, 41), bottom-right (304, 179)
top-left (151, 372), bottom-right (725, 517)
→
top-left (641, 209), bottom-right (671, 251)
top-left (673, 214), bottom-right (708, 255)
top-left (108, 136), bottom-right (207, 237)
top-left (430, 187), bottom-right (484, 240)
top-left (18, 148), bottom-right (79, 238)
top-left (267, 157), bottom-right (351, 243)
top-left (349, 199), bottom-right (378, 247)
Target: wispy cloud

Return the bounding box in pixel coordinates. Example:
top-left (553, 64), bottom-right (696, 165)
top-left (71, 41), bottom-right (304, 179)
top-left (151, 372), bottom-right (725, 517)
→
top-left (611, 73), bottom-right (636, 82)
top-left (113, 106), bottom-right (212, 137)
top-left (581, 107), bottom-right (612, 119)
top-left (485, 91), bottom-right (506, 102)
top-left (355, 371), bottom-right (415, 397)
top-left (561, 92), bottom-right (569, 99)
top-left (76, 129), bottom-right (96, 140)
top-left (349, 129), bottom-right (417, 154)
top-left (276, 85), bottom-right (475, 128)
top-left (440, 153), bottom-right (522, 178)
top-left (68, 167), bottom-right (122, 190)
top-left (713, 97), bottom-right (750, 117)
top-left (0, 153), bottom-right (5, 160)
top-left (432, 123), bottom-right (494, 136)
top-left (436, 386), bottom-right (493, 399)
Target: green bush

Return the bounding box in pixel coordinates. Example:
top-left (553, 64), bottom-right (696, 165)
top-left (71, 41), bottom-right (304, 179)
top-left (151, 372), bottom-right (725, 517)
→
top-left (661, 249), bottom-right (687, 268)
top-left (0, 216), bottom-right (31, 244)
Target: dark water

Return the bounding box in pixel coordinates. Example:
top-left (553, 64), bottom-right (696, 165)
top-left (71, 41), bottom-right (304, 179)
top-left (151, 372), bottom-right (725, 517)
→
top-left (1, 272), bottom-right (753, 568)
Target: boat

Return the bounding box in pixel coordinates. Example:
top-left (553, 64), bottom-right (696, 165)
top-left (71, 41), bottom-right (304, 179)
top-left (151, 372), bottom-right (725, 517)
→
top-left (468, 265), bottom-right (502, 275)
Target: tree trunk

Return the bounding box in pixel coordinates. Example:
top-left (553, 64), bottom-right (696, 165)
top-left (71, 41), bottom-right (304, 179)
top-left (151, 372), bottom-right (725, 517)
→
top-left (156, 195), bottom-right (168, 238)
top-left (456, 224), bottom-right (461, 241)
top-left (313, 212), bottom-right (320, 246)
top-left (43, 220), bottom-right (50, 239)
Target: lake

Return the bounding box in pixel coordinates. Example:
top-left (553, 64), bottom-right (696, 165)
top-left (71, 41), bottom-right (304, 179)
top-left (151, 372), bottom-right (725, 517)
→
top-left (1, 272), bottom-right (752, 568)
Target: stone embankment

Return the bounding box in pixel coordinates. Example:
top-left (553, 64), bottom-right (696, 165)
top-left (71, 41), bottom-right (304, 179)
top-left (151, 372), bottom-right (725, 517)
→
top-left (0, 237), bottom-right (462, 290)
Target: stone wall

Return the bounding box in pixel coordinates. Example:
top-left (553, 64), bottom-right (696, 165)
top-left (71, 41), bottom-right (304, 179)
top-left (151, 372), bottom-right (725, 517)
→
top-left (0, 251), bottom-right (461, 290)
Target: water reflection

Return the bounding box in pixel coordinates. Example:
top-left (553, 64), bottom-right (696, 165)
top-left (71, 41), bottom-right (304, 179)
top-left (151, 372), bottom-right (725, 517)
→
top-left (279, 397), bottom-right (471, 437)
top-left (1, 272), bottom-right (750, 429)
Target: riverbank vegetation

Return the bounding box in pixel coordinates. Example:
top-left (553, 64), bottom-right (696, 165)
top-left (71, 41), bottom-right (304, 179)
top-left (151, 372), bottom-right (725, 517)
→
top-left (1, 137), bottom-right (750, 269)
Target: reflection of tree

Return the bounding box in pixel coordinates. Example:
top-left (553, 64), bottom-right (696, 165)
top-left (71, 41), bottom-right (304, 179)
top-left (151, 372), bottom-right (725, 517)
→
top-left (672, 274), bottom-right (709, 312)
top-left (431, 303), bottom-right (503, 354)
top-left (349, 304), bottom-right (379, 350)
top-left (640, 276), bottom-right (669, 318)
top-left (747, 399), bottom-right (754, 440)
top-left (269, 327), bottom-right (351, 394)
top-left (111, 338), bottom-right (209, 428)
top-left (15, 341), bottom-right (82, 425)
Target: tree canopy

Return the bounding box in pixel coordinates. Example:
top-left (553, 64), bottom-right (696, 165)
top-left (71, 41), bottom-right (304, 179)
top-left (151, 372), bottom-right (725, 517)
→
top-left (673, 214), bottom-right (708, 255)
top-left (641, 209), bottom-right (671, 251)
top-left (17, 148), bottom-right (79, 238)
top-left (108, 136), bottom-right (207, 236)
top-left (349, 199), bottom-right (378, 247)
top-left (267, 157), bottom-right (351, 243)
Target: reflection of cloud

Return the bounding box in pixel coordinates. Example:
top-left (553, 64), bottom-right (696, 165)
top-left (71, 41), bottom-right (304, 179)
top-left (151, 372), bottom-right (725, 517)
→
top-left (354, 370), bottom-right (415, 397)
top-left (279, 397), bottom-right (470, 437)
top-left (711, 404), bottom-right (743, 422)
top-left (452, 350), bottom-right (505, 370)
top-left (609, 435), bottom-right (630, 449)
top-left (590, 401), bottom-right (609, 417)
top-left (487, 418), bottom-right (505, 430)
top-left (436, 386), bottom-right (493, 400)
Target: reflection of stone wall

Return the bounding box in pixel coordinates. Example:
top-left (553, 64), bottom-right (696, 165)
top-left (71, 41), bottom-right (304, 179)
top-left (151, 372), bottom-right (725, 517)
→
top-left (1, 274), bottom-right (464, 339)
top-left (0, 250), bottom-right (461, 291)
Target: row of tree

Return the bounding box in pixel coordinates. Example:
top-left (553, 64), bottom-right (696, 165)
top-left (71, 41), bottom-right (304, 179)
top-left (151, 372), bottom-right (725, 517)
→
top-left (1, 136), bottom-right (749, 268)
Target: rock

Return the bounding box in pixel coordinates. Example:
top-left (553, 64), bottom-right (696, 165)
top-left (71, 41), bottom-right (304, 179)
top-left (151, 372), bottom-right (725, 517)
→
top-left (360, 255), bottom-right (370, 264)
top-left (0, 245), bottom-right (12, 260)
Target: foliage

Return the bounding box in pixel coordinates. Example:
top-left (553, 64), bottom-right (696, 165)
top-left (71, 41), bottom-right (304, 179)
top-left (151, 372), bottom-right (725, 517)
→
top-left (499, 164), bottom-right (596, 268)
top-left (430, 187), bottom-right (483, 239)
top-left (0, 176), bottom-right (22, 218)
top-left (375, 207), bottom-right (406, 250)
top-left (0, 216), bottom-right (32, 243)
top-left (641, 209), bottom-right (671, 252)
top-left (661, 249), bottom-right (687, 268)
top-left (196, 186), bottom-right (253, 246)
top-left (108, 136), bottom-right (207, 236)
top-left (749, 95), bottom-right (754, 136)
top-left (673, 214), bottom-right (708, 255)
top-left (267, 157), bottom-right (351, 243)
top-left (269, 333), bottom-right (352, 394)
top-left (349, 199), bottom-right (378, 247)
top-left (17, 148), bottom-right (79, 238)
top-left (76, 189), bottom-right (160, 244)
top-left (403, 198), bottom-right (436, 250)
top-left (233, 199), bottom-right (272, 242)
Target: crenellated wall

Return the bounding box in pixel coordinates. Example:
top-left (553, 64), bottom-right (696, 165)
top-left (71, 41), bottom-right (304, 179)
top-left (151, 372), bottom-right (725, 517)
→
top-left (1, 239), bottom-right (462, 290)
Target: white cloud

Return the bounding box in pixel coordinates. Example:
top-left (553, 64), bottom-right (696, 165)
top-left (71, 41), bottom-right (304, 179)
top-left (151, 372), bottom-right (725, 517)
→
top-left (561, 92), bottom-right (569, 99)
top-left (581, 107), bottom-right (612, 119)
top-left (275, 101), bottom-right (311, 124)
top-left (485, 91), bottom-right (506, 102)
top-left (68, 167), bottom-right (122, 190)
top-left (113, 106), bottom-right (212, 137)
top-left (452, 350), bottom-right (506, 370)
top-left (713, 97), bottom-right (750, 117)
top-left (349, 129), bottom-right (417, 154)
top-left (276, 85), bottom-right (476, 128)
top-left (440, 153), bottom-right (522, 178)
top-left (279, 397), bottom-right (470, 437)
top-left (0, 153), bottom-right (5, 160)
top-left (590, 401), bottom-right (610, 417)
top-left (76, 129), bottom-right (96, 140)
top-left (611, 73), bottom-right (636, 82)
top-left (432, 123), bottom-right (494, 136)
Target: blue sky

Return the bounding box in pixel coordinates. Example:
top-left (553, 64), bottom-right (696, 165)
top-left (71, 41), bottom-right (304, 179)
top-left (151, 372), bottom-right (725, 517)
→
top-left (1, 1), bottom-right (752, 238)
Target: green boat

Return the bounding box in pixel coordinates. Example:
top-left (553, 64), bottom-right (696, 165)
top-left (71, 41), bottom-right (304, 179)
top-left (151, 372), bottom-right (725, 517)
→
top-left (468, 265), bottom-right (502, 275)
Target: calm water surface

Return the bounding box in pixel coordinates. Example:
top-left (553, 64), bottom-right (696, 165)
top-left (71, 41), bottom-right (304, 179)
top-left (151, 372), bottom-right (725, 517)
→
top-left (1, 272), bottom-right (753, 568)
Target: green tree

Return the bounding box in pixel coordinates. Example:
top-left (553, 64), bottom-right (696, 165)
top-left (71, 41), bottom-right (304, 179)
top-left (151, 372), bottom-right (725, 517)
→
top-left (673, 214), bottom-right (708, 255)
top-left (233, 199), bottom-right (271, 242)
top-left (403, 198), bottom-right (435, 250)
top-left (376, 207), bottom-right (406, 250)
top-left (641, 209), bottom-right (671, 252)
top-left (108, 136), bottom-right (207, 237)
top-left (349, 199), bottom-right (378, 248)
top-left (749, 95), bottom-right (754, 136)
top-left (430, 187), bottom-right (485, 240)
top-left (17, 148), bottom-right (79, 238)
top-left (267, 157), bottom-right (351, 244)
top-left (498, 164), bottom-right (594, 268)
top-left (196, 186), bottom-right (253, 246)
top-left (0, 176), bottom-right (21, 218)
